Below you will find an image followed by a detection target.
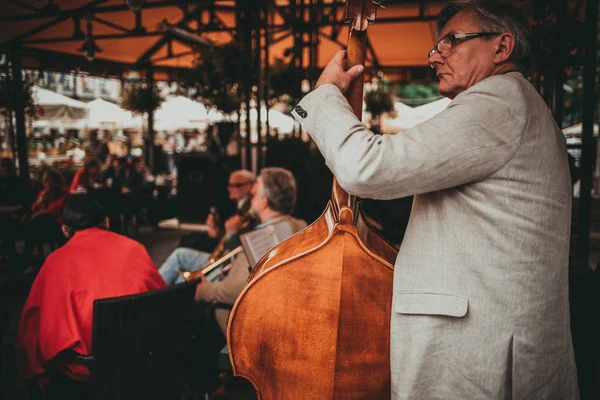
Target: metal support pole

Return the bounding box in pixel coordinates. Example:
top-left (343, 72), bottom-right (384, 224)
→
top-left (237, 2), bottom-right (253, 171)
top-left (10, 48), bottom-right (29, 180)
top-left (255, 10), bottom-right (262, 171)
top-left (551, 0), bottom-right (568, 126)
top-left (575, 0), bottom-right (599, 269)
top-left (146, 66), bottom-right (155, 172)
top-left (265, 4), bottom-right (271, 140)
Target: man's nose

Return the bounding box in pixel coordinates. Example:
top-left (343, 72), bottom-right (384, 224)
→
top-left (428, 50), bottom-right (444, 69)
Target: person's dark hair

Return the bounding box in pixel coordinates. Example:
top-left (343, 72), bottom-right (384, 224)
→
top-left (437, 0), bottom-right (533, 72)
top-left (44, 169), bottom-right (63, 187)
top-left (259, 167), bottom-right (297, 215)
top-left (62, 196), bottom-right (107, 232)
top-left (84, 158), bottom-right (100, 171)
top-left (43, 169), bottom-right (64, 198)
top-left (113, 157), bottom-right (127, 168)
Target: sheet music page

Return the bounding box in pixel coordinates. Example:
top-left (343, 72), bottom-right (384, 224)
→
top-left (240, 222), bottom-right (295, 267)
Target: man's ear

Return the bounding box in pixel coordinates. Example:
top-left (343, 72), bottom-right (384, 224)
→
top-left (61, 225), bottom-right (71, 239)
top-left (493, 33), bottom-right (515, 64)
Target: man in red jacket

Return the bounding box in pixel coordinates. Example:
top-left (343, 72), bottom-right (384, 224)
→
top-left (18, 196), bottom-right (166, 392)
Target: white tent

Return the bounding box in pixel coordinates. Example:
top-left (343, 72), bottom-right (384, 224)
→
top-left (33, 86), bottom-right (89, 127)
top-left (411, 97), bottom-right (452, 124)
top-left (380, 97), bottom-right (451, 133)
top-left (240, 106), bottom-right (296, 141)
top-left (563, 123), bottom-right (599, 146)
top-left (380, 102), bottom-right (419, 133)
top-left (563, 122), bottom-right (599, 135)
top-left (154, 96), bottom-right (208, 131)
top-left (87, 98), bottom-right (143, 129)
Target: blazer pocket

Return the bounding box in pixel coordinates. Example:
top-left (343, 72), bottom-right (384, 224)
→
top-left (394, 292), bottom-right (469, 317)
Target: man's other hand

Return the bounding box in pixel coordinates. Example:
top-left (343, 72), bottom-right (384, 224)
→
top-left (224, 215), bottom-right (242, 234)
top-left (206, 214), bottom-right (220, 239)
top-left (315, 50), bottom-right (364, 93)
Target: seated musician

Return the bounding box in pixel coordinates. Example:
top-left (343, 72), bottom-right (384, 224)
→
top-left (186, 168), bottom-right (306, 392)
top-left (178, 169), bottom-right (256, 253)
top-left (159, 169), bottom-right (257, 285)
top-left (18, 196), bottom-right (166, 394)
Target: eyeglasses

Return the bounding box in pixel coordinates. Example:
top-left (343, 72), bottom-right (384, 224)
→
top-left (228, 181), bottom-right (253, 188)
top-left (428, 32), bottom-right (501, 68)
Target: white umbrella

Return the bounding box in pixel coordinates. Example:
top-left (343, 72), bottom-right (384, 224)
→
top-left (154, 96), bottom-right (208, 131)
top-left (33, 86), bottom-right (89, 127)
top-left (563, 122), bottom-right (599, 146)
top-left (380, 101), bottom-right (418, 133)
top-left (87, 98), bottom-right (143, 129)
top-left (240, 106), bottom-right (296, 141)
top-left (380, 98), bottom-right (451, 133)
top-left (411, 97), bottom-right (452, 124)
top-left (562, 122), bottom-right (599, 136)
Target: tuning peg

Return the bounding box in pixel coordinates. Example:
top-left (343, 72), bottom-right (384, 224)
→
top-left (372, 1), bottom-right (388, 10)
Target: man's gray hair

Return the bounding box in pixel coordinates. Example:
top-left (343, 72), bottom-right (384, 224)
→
top-left (231, 169), bottom-right (256, 182)
top-left (258, 167), bottom-right (297, 215)
top-left (437, 0), bottom-right (533, 71)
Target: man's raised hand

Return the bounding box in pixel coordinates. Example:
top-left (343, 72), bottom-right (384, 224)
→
top-left (315, 50), bottom-right (364, 93)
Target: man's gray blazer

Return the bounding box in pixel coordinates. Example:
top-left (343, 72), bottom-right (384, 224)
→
top-left (292, 72), bottom-right (578, 399)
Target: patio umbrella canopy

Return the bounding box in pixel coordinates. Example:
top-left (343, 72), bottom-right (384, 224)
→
top-left (380, 97), bottom-right (451, 133)
top-left (87, 98), bottom-right (143, 129)
top-left (154, 95), bottom-right (208, 131)
top-left (33, 85), bottom-right (89, 125)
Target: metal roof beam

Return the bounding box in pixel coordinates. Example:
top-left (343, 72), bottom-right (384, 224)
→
top-left (93, 16), bottom-right (130, 33)
top-left (0, 1), bottom-right (235, 22)
top-left (136, 34), bottom-right (171, 65)
top-left (7, 0), bottom-right (40, 13)
top-left (366, 33), bottom-right (380, 67)
top-left (6, 0), bottom-right (110, 43)
top-left (20, 13), bottom-right (437, 45)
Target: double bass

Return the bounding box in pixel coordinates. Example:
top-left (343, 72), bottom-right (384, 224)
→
top-left (227, 1), bottom-right (398, 398)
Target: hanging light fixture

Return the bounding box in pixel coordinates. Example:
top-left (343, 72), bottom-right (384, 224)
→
top-left (126, 0), bottom-right (144, 12)
top-left (77, 19), bottom-right (102, 62)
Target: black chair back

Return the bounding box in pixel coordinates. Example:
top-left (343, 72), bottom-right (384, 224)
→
top-left (90, 280), bottom-right (196, 400)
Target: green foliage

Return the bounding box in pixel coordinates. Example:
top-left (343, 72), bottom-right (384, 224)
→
top-left (267, 56), bottom-right (304, 106)
top-left (529, 2), bottom-right (586, 74)
top-left (0, 71), bottom-right (37, 123)
top-left (394, 83), bottom-right (441, 105)
top-left (365, 73), bottom-right (395, 118)
top-left (184, 41), bottom-right (249, 114)
top-left (120, 81), bottom-right (163, 115)
top-left (365, 89), bottom-right (394, 118)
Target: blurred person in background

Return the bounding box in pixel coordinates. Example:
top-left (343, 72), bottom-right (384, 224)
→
top-left (70, 159), bottom-right (102, 193)
top-left (178, 169), bottom-right (255, 255)
top-left (102, 157), bottom-right (128, 192)
top-left (22, 169), bottom-right (70, 270)
top-left (85, 130), bottom-right (109, 164)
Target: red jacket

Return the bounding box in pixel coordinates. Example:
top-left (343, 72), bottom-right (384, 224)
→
top-left (31, 187), bottom-right (69, 223)
top-left (69, 169), bottom-right (86, 192)
top-left (18, 228), bottom-right (166, 383)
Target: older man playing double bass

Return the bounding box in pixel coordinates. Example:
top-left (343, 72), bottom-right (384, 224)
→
top-left (291, 0), bottom-right (578, 398)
